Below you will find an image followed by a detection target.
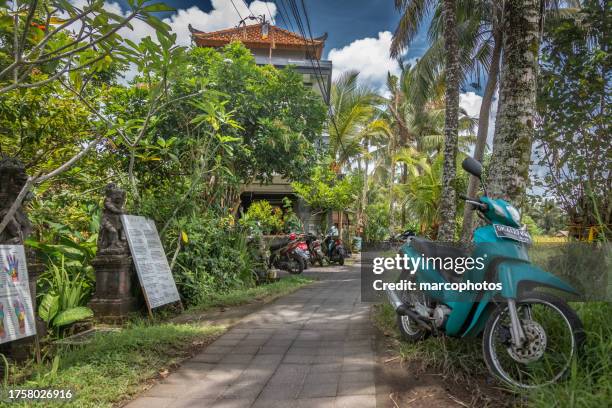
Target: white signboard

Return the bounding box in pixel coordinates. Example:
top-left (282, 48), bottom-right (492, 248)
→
top-left (0, 245), bottom-right (36, 344)
top-left (121, 215), bottom-right (181, 310)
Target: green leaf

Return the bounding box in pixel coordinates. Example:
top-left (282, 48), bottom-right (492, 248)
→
top-left (52, 306), bottom-right (94, 327)
top-left (143, 3), bottom-right (175, 13)
top-left (38, 293), bottom-right (60, 324)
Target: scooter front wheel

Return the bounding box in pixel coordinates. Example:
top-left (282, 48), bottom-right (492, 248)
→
top-left (396, 314), bottom-right (427, 342)
top-left (482, 292), bottom-right (585, 389)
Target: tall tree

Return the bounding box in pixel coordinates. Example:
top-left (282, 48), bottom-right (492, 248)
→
top-left (436, 0), bottom-right (460, 241)
top-left (328, 71), bottom-right (380, 169)
top-left (486, 0), bottom-right (540, 202)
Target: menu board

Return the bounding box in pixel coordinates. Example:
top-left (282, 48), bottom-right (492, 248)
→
top-left (121, 215), bottom-right (181, 310)
top-left (0, 245), bottom-right (36, 344)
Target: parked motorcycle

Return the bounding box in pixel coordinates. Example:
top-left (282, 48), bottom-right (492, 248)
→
top-left (388, 229), bottom-right (416, 245)
top-left (268, 233), bottom-right (305, 274)
top-left (322, 233), bottom-right (346, 265)
top-left (295, 234), bottom-right (311, 269)
top-left (304, 233), bottom-right (325, 267)
top-left (387, 157), bottom-right (585, 388)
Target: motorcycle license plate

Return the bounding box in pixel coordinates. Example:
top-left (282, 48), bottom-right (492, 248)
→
top-left (493, 224), bottom-right (532, 244)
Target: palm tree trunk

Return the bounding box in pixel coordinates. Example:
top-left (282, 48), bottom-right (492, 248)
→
top-left (460, 31), bottom-right (502, 241)
top-left (437, 0), bottom-right (460, 242)
top-left (388, 155), bottom-right (396, 235)
top-left (361, 140), bottom-right (369, 236)
top-left (487, 0), bottom-right (540, 202)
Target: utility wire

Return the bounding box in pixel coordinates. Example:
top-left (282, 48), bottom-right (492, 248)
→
top-left (229, 0), bottom-right (245, 22)
top-left (264, 1), bottom-right (275, 24)
top-left (286, 0), bottom-right (347, 160)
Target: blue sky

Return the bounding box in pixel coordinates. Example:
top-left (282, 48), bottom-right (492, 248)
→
top-left (108, 0), bottom-right (484, 116)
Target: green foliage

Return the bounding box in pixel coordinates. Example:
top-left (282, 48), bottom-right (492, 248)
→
top-left (292, 161), bottom-right (361, 212)
top-left (170, 212), bottom-right (254, 306)
top-left (536, 0), bottom-right (611, 234)
top-left (281, 197), bottom-right (303, 232)
top-left (52, 307), bottom-right (94, 328)
top-left (363, 199), bottom-right (390, 243)
top-left (37, 257), bottom-right (93, 336)
top-left (523, 214), bottom-right (543, 236)
top-left (240, 201), bottom-right (284, 235)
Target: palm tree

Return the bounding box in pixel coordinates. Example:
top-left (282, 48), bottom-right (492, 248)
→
top-left (328, 71), bottom-right (381, 169)
top-left (392, 0), bottom-right (504, 240)
top-left (328, 70), bottom-right (381, 235)
top-left (391, 0), bottom-right (462, 240)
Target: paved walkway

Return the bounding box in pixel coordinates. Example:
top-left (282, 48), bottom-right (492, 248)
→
top-left (126, 260), bottom-right (376, 408)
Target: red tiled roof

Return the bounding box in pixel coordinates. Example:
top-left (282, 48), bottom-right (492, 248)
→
top-left (190, 23), bottom-right (326, 59)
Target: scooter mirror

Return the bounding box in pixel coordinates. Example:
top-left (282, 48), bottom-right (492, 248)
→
top-left (462, 157), bottom-right (483, 178)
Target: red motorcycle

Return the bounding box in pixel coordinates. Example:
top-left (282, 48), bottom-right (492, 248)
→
top-left (268, 233), bottom-right (306, 274)
top-left (304, 233), bottom-right (325, 267)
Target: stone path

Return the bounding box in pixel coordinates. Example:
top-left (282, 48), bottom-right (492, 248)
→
top-left (125, 260), bottom-right (377, 408)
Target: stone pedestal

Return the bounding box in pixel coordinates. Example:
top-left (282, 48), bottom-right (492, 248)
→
top-left (89, 254), bottom-right (139, 322)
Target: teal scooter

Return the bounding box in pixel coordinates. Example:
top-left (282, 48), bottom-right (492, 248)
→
top-left (387, 157), bottom-right (585, 388)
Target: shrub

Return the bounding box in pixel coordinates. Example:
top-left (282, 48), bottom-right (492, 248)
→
top-left (172, 213), bottom-right (254, 306)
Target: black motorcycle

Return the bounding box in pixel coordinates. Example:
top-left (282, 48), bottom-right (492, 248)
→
top-left (322, 235), bottom-right (346, 265)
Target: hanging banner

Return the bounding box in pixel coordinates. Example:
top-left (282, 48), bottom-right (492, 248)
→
top-left (0, 245), bottom-right (36, 344)
top-left (121, 215), bottom-right (181, 310)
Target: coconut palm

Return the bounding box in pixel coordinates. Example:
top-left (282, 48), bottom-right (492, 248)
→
top-left (392, 0), bottom-right (504, 240)
top-left (328, 71), bottom-right (381, 169)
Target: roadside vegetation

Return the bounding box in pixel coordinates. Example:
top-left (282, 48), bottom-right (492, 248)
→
top-left (1, 322), bottom-right (224, 408)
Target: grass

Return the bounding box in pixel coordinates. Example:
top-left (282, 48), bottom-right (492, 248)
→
top-left (373, 301), bottom-right (612, 407)
top-left (0, 276), bottom-right (313, 408)
top-left (0, 322), bottom-right (224, 408)
top-left (187, 275), bottom-right (314, 312)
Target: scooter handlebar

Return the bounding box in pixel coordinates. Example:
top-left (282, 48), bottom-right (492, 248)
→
top-left (459, 194), bottom-right (488, 211)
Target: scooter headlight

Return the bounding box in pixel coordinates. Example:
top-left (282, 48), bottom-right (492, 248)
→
top-left (506, 205), bottom-right (521, 225)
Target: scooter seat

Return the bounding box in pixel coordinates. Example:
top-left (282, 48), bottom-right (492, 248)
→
top-left (269, 237), bottom-right (290, 251)
top-left (409, 238), bottom-right (469, 283)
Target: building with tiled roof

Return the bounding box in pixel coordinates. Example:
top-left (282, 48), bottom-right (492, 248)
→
top-left (190, 22), bottom-right (327, 60)
top-left (189, 20), bottom-right (331, 104)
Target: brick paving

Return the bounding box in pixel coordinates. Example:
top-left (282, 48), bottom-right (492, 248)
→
top-left (125, 261), bottom-right (376, 408)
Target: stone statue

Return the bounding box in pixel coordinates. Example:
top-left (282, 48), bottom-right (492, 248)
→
top-left (97, 183), bottom-right (128, 255)
top-left (0, 157), bottom-right (32, 245)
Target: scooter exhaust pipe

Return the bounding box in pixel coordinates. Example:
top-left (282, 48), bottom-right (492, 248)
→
top-left (386, 288), bottom-right (405, 310)
top-left (386, 289), bottom-right (431, 330)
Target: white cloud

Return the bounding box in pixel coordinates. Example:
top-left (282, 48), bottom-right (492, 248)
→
top-left (162, 0), bottom-right (277, 46)
top-left (328, 31), bottom-right (404, 92)
top-left (70, 1), bottom-right (276, 47)
top-left (70, 0), bottom-right (277, 82)
top-left (459, 91), bottom-right (482, 118)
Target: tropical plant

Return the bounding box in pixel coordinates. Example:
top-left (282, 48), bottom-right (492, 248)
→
top-left (328, 70), bottom-right (381, 168)
top-left (240, 200), bottom-right (284, 235)
top-left (173, 212), bottom-right (254, 306)
top-left (37, 257), bottom-right (94, 336)
top-left (535, 0), bottom-right (611, 238)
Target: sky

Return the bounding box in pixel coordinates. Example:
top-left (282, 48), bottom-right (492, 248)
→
top-left (103, 0), bottom-right (486, 118)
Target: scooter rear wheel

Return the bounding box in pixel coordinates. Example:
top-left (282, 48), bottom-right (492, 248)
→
top-left (482, 292), bottom-right (585, 388)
